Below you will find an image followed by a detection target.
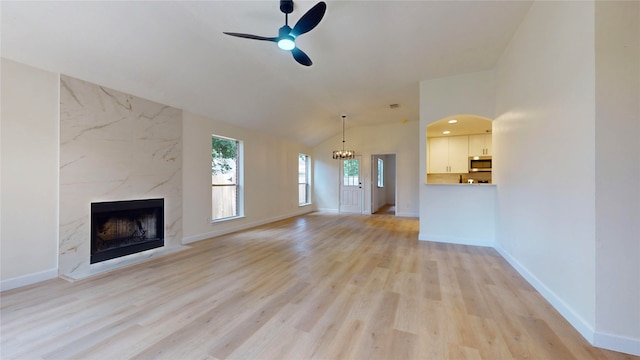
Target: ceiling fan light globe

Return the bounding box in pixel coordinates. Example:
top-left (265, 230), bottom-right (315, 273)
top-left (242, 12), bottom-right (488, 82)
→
top-left (277, 38), bottom-right (295, 51)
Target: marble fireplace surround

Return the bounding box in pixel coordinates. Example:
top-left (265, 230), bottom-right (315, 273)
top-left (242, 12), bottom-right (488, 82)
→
top-left (59, 75), bottom-right (185, 279)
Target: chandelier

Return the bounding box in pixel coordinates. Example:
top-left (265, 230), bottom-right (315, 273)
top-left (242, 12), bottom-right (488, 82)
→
top-left (333, 115), bottom-right (356, 160)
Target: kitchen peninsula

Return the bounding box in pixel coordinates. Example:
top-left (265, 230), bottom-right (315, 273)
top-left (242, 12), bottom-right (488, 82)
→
top-left (421, 180), bottom-right (496, 246)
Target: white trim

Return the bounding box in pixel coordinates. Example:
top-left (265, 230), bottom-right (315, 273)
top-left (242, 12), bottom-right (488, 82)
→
top-left (183, 209), bottom-right (314, 245)
top-left (210, 215), bottom-right (246, 224)
top-left (419, 233), bottom-right (493, 247)
top-left (594, 331), bottom-right (640, 356)
top-left (1, 268), bottom-right (58, 292)
top-left (55, 73), bottom-right (61, 273)
top-left (494, 245), bottom-right (596, 344)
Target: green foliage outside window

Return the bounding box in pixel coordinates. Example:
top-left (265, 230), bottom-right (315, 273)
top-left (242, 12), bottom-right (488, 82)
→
top-left (343, 159), bottom-right (359, 176)
top-left (212, 137), bottom-right (237, 175)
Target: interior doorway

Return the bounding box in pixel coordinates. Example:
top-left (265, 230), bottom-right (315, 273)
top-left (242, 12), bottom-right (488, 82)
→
top-left (371, 154), bottom-right (396, 215)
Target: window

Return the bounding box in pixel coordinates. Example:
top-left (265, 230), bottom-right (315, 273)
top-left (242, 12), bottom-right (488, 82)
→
top-left (212, 135), bottom-right (242, 221)
top-left (298, 154), bottom-right (311, 205)
top-left (343, 159), bottom-right (359, 186)
top-left (377, 158), bottom-right (384, 188)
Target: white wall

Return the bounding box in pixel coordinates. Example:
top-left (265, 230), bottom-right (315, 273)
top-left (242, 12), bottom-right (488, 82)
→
top-left (1, 59), bottom-right (59, 289)
top-left (418, 4), bottom-right (638, 354)
top-left (419, 70), bottom-right (497, 246)
top-left (594, 1), bottom-right (640, 353)
top-left (493, 0), bottom-right (597, 343)
top-left (384, 154), bottom-right (396, 205)
top-left (182, 111), bottom-right (314, 243)
top-left (313, 121), bottom-right (419, 217)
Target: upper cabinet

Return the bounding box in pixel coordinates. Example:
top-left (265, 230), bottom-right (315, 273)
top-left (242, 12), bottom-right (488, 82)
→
top-left (468, 134), bottom-right (492, 156)
top-left (428, 136), bottom-right (469, 173)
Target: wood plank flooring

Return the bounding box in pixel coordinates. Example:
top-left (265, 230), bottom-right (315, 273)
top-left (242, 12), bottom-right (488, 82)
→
top-left (1, 212), bottom-right (636, 359)
top-left (373, 204), bottom-right (395, 216)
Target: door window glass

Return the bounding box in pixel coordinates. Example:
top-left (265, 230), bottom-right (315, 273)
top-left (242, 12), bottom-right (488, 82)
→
top-left (343, 159), bottom-right (359, 186)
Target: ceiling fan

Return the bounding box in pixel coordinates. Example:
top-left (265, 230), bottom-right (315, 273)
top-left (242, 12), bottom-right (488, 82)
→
top-left (223, 0), bottom-right (327, 66)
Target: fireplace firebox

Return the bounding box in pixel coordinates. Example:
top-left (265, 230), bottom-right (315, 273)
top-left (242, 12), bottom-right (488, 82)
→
top-left (91, 198), bottom-right (164, 264)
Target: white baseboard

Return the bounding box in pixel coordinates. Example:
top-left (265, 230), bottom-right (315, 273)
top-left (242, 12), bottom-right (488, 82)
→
top-left (182, 209), bottom-right (314, 245)
top-left (594, 331), bottom-right (640, 356)
top-left (494, 246), bottom-right (596, 344)
top-left (418, 233), bottom-right (493, 247)
top-left (1, 268), bottom-right (58, 292)
top-left (316, 208), bottom-right (417, 217)
top-left (497, 244), bottom-right (640, 355)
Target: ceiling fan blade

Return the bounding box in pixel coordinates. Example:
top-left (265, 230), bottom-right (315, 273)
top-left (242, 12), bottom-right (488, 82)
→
top-left (292, 47), bottom-right (312, 66)
top-left (223, 32), bottom-right (277, 42)
top-left (290, 1), bottom-right (326, 37)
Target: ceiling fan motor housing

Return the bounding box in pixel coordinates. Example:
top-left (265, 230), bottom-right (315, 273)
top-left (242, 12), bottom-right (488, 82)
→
top-left (280, 0), bottom-right (294, 14)
top-left (279, 25), bottom-right (293, 38)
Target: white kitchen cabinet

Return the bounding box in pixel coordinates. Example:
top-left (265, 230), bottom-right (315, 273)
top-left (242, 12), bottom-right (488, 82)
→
top-left (428, 136), bottom-right (469, 173)
top-left (468, 134), bottom-right (492, 156)
top-left (428, 138), bottom-right (448, 173)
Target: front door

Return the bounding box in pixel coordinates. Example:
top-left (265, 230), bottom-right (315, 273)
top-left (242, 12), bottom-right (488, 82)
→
top-left (339, 157), bottom-right (362, 213)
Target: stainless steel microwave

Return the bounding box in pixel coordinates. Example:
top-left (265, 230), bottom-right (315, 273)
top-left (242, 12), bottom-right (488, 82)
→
top-left (469, 156), bottom-right (492, 172)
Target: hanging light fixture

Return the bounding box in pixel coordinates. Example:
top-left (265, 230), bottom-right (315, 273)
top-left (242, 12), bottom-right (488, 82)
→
top-left (333, 114), bottom-right (356, 160)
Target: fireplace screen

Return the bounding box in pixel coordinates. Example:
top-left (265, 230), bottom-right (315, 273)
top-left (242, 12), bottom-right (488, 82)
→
top-left (91, 199), bottom-right (164, 264)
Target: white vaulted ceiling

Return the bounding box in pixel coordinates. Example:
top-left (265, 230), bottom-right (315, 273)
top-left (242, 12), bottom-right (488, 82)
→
top-left (1, 1), bottom-right (532, 147)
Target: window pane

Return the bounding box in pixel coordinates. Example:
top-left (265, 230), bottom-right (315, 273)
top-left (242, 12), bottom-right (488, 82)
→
top-left (212, 185), bottom-right (237, 219)
top-left (212, 136), bottom-right (240, 220)
top-left (212, 137), bottom-right (237, 184)
top-left (299, 154), bottom-right (310, 205)
top-left (343, 159), bottom-right (359, 186)
top-left (377, 158), bottom-right (384, 187)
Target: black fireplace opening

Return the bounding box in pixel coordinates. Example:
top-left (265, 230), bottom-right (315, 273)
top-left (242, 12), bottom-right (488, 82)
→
top-left (91, 198), bottom-right (164, 264)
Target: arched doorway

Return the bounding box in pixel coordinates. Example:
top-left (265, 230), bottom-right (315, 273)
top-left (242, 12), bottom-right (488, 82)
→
top-left (426, 114), bottom-right (493, 184)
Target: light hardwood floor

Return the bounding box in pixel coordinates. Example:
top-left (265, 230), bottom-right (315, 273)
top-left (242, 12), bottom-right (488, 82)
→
top-left (1, 213), bottom-right (636, 359)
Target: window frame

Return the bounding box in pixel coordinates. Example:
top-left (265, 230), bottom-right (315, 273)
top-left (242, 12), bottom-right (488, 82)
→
top-left (377, 158), bottom-right (384, 188)
top-left (211, 134), bottom-right (243, 222)
top-left (298, 153), bottom-right (311, 206)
